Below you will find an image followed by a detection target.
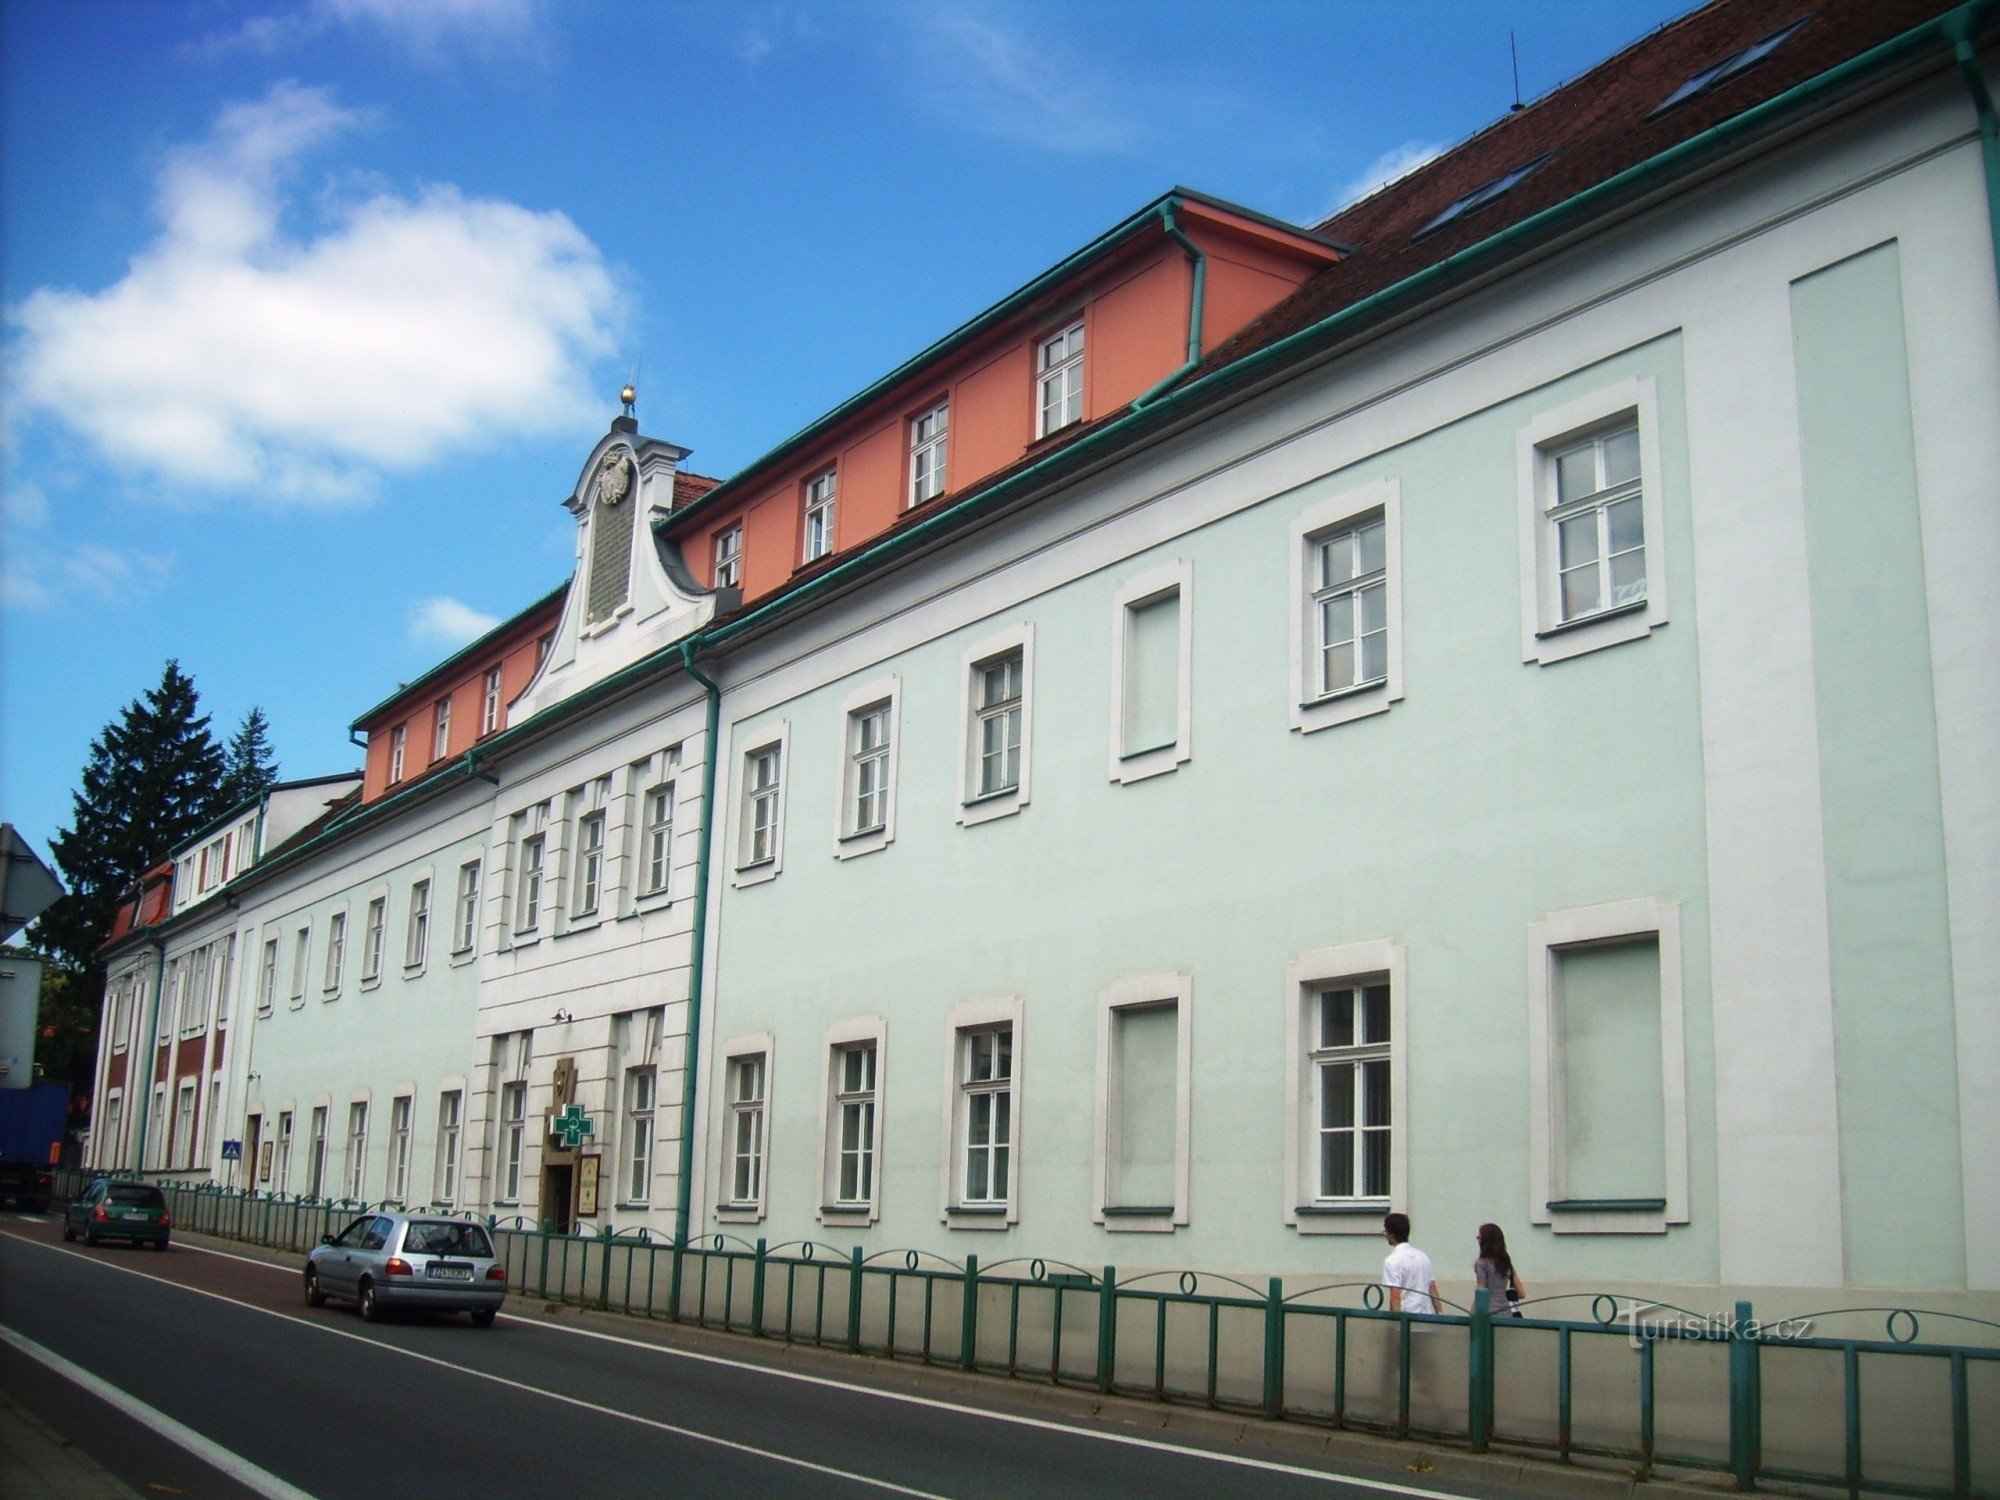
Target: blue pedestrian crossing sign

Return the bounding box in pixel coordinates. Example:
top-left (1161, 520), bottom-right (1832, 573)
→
top-left (221, 1139), bottom-right (243, 1161)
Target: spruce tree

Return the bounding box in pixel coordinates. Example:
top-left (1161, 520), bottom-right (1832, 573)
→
top-left (220, 706), bottom-right (279, 810)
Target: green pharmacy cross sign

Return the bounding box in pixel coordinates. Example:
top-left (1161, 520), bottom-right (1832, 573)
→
top-left (551, 1104), bottom-right (594, 1150)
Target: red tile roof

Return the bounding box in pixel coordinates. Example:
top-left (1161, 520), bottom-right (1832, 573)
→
top-left (674, 471), bottom-right (721, 508)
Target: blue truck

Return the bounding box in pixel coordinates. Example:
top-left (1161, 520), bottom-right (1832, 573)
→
top-left (0, 1081), bottom-right (69, 1212)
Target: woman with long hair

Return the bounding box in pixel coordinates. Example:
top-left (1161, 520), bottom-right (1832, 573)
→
top-left (1474, 1222), bottom-right (1525, 1317)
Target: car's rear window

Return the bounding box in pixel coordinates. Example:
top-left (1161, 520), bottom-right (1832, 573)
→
top-left (402, 1221), bottom-right (493, 1258)
top-left (107, 1184), bottom-right (166, 1207)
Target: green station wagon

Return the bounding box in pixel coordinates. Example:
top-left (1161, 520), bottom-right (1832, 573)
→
top-left (64, 1179), bottom-right (171, 1249)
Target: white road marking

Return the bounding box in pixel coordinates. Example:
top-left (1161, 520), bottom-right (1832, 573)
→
top-left (8, 1229), bottom-right (1472, 1498)
top-left (0, 1323), bottom-right (320, 1500)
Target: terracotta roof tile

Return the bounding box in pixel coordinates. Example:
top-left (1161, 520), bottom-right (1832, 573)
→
top-left (674, 471), bottom-right (721, 508)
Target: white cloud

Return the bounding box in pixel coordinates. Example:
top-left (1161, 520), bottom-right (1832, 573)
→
top-left (8, 83), bottom-right (619, 505)
top-left (1327, 140), bottom-right (1446, 218)
top-left (198, 0), bottom-right (541, 60)
top-left (410, 595), bottom-right (500, 647)
top-left (902, 3), bottom-right (1143, 153)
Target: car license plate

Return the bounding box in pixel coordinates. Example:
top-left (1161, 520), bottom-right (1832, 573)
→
top-left (427, 1264), bottom-right (472, 1280)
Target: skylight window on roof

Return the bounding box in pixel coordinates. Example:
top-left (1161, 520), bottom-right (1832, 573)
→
top-left (1651, 17), bottom-right (1810, 117)
top-left (1414, 152), bottom-right (1555, 240)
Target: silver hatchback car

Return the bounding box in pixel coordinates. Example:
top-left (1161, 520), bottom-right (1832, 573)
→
top-left (305, 1211), bottom-right (507, 1326)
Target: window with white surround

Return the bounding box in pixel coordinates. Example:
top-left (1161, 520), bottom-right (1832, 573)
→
top-left (909, 401), bottom-right (948, 506)
top-left (1093, 975), bottom-right (1192, 1231)
top-left (1517, 376), bottom-right (1667, 664)
top-left (572, 812), bottom-right (606, 917)
top-left (213, 938), bottom-right (232, 1029)
top-left (406, 878), bottom-right (431, 968)
top-left (1290, 478), bottom-right (1404, 734)
top-left (453, 859), bottom-right (481, 954)
top-left (1285, 939), bottom-right (1408, 1234)
top-left (517, 833), bottom-right (545, 932)
top-left (734, 730), bottom-right (787, 885)
top-left (718, 1041), bottom-right (770, 1218)
top-left (345, 1100), bottom-right (369, 1200)
top-left (307, 1105), bottom-right (328, 1198)
top-left (820, 1021), bottom-right (883, 1222)
top-left (149, 1085), bottom-right (166, 1167)
top-left (362, 897), bottom-right (386, 983)
top-left (959, 625), bottom-right (1033, 825)
top-left (837, 678), bottom-right (900, 858)
top-left (207, 1077), bottom-right (223, 1158)
top-left (101, 1095), bottom-right (122, 1170)
top-left (642, 782), bottom-right (675, 895)
top-left (176, 1081), bottom-right (197, 1169)
top-left (499, 1081), bottom-right (527, 1203)
top-left (388, 1095), bottom-right (412, 1202)
top-left (482, 667), bottom-right (503, 736)
top-left (1110, 563), bottom-right (1193, 783)
top-left (714, 524), bottom-right (743, 590)
top-left (622, 1068), bottom-right (655, 1204)
top-left (323, 911), bottom-right (346, 994)
top-left (291, 925), bottom-right (310, 1006)
top-left (1036, 320), bottom-right (1084, 436)
top-left (389, 725), bottom-right (406, 783)
top-left (276, 1110), bottom-right (294, 1192)
top-left (941, 996), bottom-right (1023, 1227)
top-left (1528, 898), bottom-right (1687, 1234)
top-left (434, 1091), bottom-right (462, 1203)
top-left (432, 697), bottom-right (452, 762)
top-left (802, 469), bottom-right (836, 563)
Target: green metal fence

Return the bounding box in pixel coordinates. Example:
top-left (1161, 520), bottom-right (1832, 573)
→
top-left (54, 1169), bottom-right (1998, 1497)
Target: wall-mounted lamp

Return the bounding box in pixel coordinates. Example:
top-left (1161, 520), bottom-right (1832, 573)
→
top-left (551, 1009), bottom-right (573, 1024)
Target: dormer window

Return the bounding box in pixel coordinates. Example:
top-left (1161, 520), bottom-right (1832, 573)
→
top-left (909, 402), bottom-right (949, 507)
top-left (432, 696), bottom-right (452, 762)
top-left (1652, 18), bottom-right (1808, 117)
top-left (803, 469), bottom-right (837, 563)
top-left (584, 449), bottom-right (636, 626)
top-left (715, 524), bottom-right (743, 590)
top-left (481, 667), bottom-right (502, 736)
top-left (1414, 152), bottom-right (1555, 239)
top-left (1037, 322), bottom-right (1085, 437)
top-left (389, 725), bottom-right (406, 783)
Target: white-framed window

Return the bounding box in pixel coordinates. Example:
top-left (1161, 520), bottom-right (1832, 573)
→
top-left (388, 724), bottom-right (406, 783)
top-left (100, 1094), bottom-right (122, 1170)
top-left (149, 1084), bottom-right (166, 1168)
top-left (1093, 974), bottom-right (1192, 1231)
top-left (958, 625), bottom-right (1033, 826)
top-left (405, 878), bottom-right (431, 968)
top-left (939, 996), bottom-right (1023, 1228)
top-left (307, 1105), bottom-right (329, 1198)
top-left (276, 1110), bottom-right (294, 1192)
top-left (820, 1021), bottom-right (884, 1222)
top-left (1516, 376), bottom-right (1667, 665)
top-left (482, 667), bottom-right (503, 736)
top-left (499, 1080), bottom-right (528, 1203)
top-left (836, 677), bottom-right (900, 859)
top-left (453, 858), bottom-right (481, 954)
top-left (176, 1081), bottom-right (198, 1170)
top-left (516, 833), bottom-right (545, 932)
top-left (733, 729), bottom-right (787, 886)
top-left (388, 1095), bottom-right (413, 1203)
top-left (1036, 320), bottom-right (1084, 437)
top-left (1528, 898), bottom-right (1688, 1235)
top-left (434, 1090), bottom-right (462, 1204)
top-left (714, 523), bottom-right (743, 591)
top-left (344, 1100), bottom-right (369, 1200)
top-left (641, 782), bottom-right (675, 895)
top-left (1290, 478), bottom-right (1404, 734)
top-left (432, 697), bottom-right (452, 762)
top-left (718, 1040), bottom-right (770, 1219)
top-left (802, 469), bottom-right (837, 563)
top-left (207, 1076), bottom-right (223, 1159)
top-left (213, 937), bottom-right (233, 1030)
top-left (622, 1068), bottom-right (655, 1204)
top-left (1285, 939), bottom-right (1408, 1235)
top-left (1109, 562), bottom-right (1193, 784)
top-left (323, 911), bottom-right (346, 994)
top-left (291, 924), bottom-right (310, 1006)
top-left (908, 401), bottom-right (948, 506)
top-left (572, 811), bottom-right (606, 917)
top-left (361, 896), bottom-right (387, 983)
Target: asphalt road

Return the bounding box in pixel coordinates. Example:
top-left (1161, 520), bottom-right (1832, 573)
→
top-left (0, 1215), bottom-right (1520, 1499)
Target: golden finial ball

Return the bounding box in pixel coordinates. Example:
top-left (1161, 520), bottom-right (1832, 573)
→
top-left (620, 384), bottom-right (637, 407)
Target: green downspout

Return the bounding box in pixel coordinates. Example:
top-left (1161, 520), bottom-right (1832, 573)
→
top-left (1130, 201), bottom-right (1209, 409)
top-left (1945, 5), bottom-right (2000, 288)
top-left (131, 934), bottom-right (167, 1175)
top-left (673, 641), bottom-right (724, 1250)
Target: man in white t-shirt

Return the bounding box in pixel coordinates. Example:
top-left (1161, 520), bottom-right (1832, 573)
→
top-left (1381, 1212), bottom-right (1440, 1315)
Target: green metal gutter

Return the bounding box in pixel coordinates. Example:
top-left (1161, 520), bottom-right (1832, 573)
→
top-left (1945, 3), bottom-right (2000, 287)
top-left (347, 581), bottom-right (567, 732)
top-left (1129, 199), bottom-right (1210, 409)
top-left (697, 0), bottom-right (1990, 654)
top-left (673, 642), bottom-right (724, 1254)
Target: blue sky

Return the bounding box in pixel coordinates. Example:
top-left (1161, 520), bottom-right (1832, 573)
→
top-left (1, 0), bottom-right (1689, 863)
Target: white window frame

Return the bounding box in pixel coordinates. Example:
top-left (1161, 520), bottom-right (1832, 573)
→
top-left (1036, 319), bottom-right (1084, 437)
top-left (1092, 973), bottom-right (1192, 1232)
top-left (908, 400), bottom-right (949, 507)
top-left (344, 1098), bottom-right (369, 1201)
top-left (290, 924), bottom-right (310, 1007)
top-left (388, 725), bottom-right (406, 783)
top-left (641, 781), bottom-right (676, 896)
top-left (1289, 478), bottom-right (1404, 734)
top-left (516, 832), bottom-right (546, 933)
top-left (434, 1088), bottom-right (463, 1204)
top-left (1516, 376), bottom-right (1668, 665)
top-left (1108, 561), bottom-right (1193, 784)
top-left (361, 895), bottom-right (387, 985)
top-left (432, 696), bottom-right (452, 762)
top-left (481, 666), bottom-right (503, 736)
top-left (957, 624), bottom-right (1033, 827)
top-left (307, 1103), bottom-right (329, 1199)
top-left (257, 937), bottom-right (277, 1017)
top-left (276, 1109), bottom-right (294, 1193)
top-left (817, 1016), bottom-right (886, 1227)
top-left (835, 677), bottom-right (900, 859)
top-left (621, 1066), bottom-right (656, 1206)
top-left (1284, 939), bottom-right (1408, 1235)
top-left (714, 523), bottom-right (743, 591)
top-left (387, 1093), bottom-right (413, 1203)
top-left (802, 468), bottom-right (837, 563)
top-left (717, 1035), bottom-right (772, 1222)
top-left (732, 726), bottom-right (788, 887)
top-left (939, 995), bottom-right (1023, 1229)
top-left (572, 809), bottom-right (606, 919)
top-left (405, 876), bottom-right (431, 970)
top-left (322, 910), bottom-right (346, 995)
top-left (1527, 897), bottom-right (1688, 1235)
top-left (498, 1079), bottom-right (528, 1204)
top-left (452, 858), bottom-right (481, 956)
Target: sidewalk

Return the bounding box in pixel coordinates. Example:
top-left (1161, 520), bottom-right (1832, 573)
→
top-left (0, 1390), bottom-right (141, 1500)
